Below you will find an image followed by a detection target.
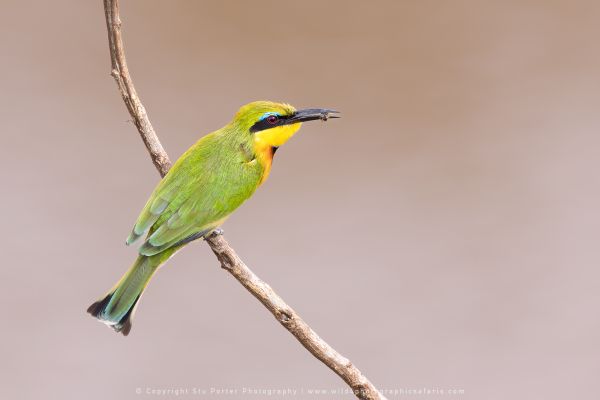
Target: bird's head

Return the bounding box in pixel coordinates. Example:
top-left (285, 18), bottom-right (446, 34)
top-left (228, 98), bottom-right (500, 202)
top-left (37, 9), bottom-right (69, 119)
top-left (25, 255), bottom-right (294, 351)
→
top-left (233, 101), bottom-right (339, 149)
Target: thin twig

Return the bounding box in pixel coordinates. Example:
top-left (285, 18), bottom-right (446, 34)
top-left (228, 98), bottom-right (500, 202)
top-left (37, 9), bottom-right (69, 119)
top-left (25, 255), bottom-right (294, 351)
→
top-left (104, 0), bottom-right (171, 175)
top-left (102, 1), bottom-right (386, 399)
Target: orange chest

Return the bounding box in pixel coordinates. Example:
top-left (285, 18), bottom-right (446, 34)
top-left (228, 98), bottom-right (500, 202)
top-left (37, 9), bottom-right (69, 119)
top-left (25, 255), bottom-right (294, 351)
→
top-left (254, 145), bottom-right (276, 185)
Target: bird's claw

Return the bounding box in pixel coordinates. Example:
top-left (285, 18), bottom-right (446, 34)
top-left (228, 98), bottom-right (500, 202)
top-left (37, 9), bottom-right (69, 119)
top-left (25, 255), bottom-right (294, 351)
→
top-left (204, 228), bottom-right (224, 240)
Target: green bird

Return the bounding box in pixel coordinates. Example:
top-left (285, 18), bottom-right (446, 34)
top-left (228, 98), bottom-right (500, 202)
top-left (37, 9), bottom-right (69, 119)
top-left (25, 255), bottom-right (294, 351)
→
top-left (87, 101), bottom-right (339, 335)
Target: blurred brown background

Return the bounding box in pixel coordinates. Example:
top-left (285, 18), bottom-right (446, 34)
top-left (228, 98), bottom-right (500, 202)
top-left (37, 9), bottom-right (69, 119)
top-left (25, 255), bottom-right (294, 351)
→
top-left (1, 0), bottom-right (599, 399)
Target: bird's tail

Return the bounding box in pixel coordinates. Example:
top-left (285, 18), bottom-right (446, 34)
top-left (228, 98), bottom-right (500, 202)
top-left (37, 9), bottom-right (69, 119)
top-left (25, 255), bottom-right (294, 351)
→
top-left (87, 254), bottom-right (164, 336)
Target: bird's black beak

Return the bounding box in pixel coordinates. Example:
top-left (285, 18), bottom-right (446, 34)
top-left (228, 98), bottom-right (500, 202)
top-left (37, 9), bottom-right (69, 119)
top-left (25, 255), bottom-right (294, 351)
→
top-left (286, 108), bottom-right (340, 124)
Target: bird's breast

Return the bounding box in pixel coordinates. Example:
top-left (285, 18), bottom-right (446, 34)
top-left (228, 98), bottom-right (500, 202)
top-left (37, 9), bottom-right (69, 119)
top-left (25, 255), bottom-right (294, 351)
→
top-left (252, 142), bottom-right (276, 185)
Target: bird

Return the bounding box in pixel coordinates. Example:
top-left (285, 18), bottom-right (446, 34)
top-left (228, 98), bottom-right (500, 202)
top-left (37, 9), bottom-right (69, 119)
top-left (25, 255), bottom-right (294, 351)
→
top-left (87, 101), bottom-right (339, 335)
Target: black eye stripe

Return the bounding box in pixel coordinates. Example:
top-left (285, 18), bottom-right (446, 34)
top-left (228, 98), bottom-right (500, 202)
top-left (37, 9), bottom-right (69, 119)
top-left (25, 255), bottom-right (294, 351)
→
top-left (249, 113), bottom-right (293, 133)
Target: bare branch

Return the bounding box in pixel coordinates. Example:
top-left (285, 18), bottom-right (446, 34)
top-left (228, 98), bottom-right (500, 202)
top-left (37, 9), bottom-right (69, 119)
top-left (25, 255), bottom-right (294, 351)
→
top-left (205, 234), bottom-right (386, 400)
top-left (104, 0), bottom-right (171, 176)
top-left (102, 1), bottom-right (386, 399)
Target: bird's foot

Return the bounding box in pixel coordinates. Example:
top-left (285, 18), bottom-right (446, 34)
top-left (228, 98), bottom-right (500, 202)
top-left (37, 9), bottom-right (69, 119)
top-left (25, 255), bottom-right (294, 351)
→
top-left (204, 228), bottom-right (224, 240)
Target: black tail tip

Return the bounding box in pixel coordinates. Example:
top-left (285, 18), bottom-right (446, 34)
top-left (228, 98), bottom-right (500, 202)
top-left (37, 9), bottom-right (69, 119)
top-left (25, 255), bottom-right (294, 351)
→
top-left (87, 295), bottom-right (111, 318)
top-left (87, 294), bottom-right (133, 336)
top-left (119, 319), bottom-right (133, 336)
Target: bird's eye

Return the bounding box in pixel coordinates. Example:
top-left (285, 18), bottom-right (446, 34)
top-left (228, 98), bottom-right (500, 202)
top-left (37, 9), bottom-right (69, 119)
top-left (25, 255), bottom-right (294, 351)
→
top-left (266, 115), bottom-right (279, 124)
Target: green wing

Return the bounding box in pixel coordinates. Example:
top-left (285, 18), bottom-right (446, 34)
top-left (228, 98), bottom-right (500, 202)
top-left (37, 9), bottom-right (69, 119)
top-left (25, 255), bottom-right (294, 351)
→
top-left (126, 131), bottom-right (263, 256)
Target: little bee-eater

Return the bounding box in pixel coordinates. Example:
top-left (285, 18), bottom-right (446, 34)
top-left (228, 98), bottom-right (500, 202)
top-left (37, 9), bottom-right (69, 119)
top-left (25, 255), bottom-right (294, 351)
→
top-left (88, 101), bottom-right (339, 335)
